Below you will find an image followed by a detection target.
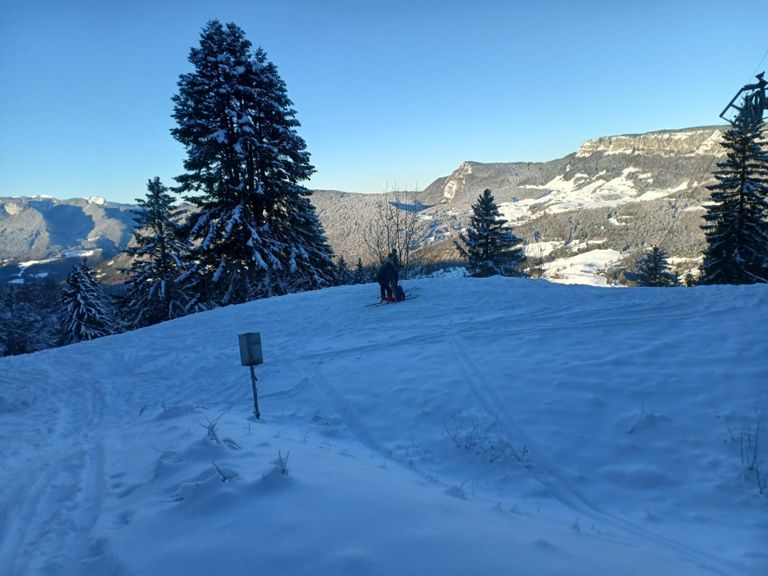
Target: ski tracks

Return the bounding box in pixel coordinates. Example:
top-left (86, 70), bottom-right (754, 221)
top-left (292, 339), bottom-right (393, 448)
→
top-left (448, 335), bottom-right (600, 512)
top-left (290, 359), bottom-right (438, 485)
top-left (450, 334), bottom-right (747, 576)
top-left (291, 360), bottom-right (393, 462)
top-left (0, 364), bottom-right (107, 576)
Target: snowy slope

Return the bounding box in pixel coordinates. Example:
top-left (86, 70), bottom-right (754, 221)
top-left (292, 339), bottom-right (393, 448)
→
top-left (1, 278), bottom-right (767, 575)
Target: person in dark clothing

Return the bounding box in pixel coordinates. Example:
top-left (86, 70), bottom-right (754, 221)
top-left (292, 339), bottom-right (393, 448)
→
top-left (377, 258), bottom-right (399, 302)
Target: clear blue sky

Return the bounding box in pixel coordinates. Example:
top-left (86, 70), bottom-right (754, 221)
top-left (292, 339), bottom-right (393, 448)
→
top-left (1, 0), bottom-right (767, 203)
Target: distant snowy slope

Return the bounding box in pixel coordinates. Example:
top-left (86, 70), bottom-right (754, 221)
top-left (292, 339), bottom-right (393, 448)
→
top-left (1, 278), bottom-right (766, 575)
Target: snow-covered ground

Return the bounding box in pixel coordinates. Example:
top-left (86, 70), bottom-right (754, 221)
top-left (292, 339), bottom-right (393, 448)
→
top-left (500, 168), bottom-right (693, 226)
top-left (542, 249), bottom-right (622, 286)
top-left (1, 277), bottom-right (766, 575)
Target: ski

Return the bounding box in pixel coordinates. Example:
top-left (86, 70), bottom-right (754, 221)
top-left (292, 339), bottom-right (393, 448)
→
top-left (365, 294), bottom-right (418, 307)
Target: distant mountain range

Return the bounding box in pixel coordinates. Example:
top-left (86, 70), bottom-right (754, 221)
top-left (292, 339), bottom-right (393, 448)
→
top-left (0, 125), bottom-right (725, 286)
top-left (0, 196), bottom-right (136, 286)
top-left (313, 125), bottom-right (724, 281)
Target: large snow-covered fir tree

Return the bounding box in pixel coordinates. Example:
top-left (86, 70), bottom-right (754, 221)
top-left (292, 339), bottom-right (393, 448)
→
top-left (636, 245), bottom-right (677, 287)
top-left (455, 188), bottom-right (524, 277)
top-left (270, 192), bottom-right (338, 293)
top-left (171, 20), bottom-right (336, 305)
top-left (122, 177), bottom-right (194, 328)
top-left (700, 112), bottom-right (768, 284)
top-left (60, 260), bottom-right (120, 344)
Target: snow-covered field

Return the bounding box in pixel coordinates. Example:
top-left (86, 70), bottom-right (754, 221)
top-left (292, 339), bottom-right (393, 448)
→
top-left (542, 249), bottom-right (622, 286)
top-left (1, 277), bottom-right (766, 575)
top-left (500, 168), bottom-right (693, 226)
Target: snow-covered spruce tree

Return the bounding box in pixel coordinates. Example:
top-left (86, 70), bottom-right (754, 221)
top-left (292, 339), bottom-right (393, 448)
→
top-left (272, 193), bottom-right (337, 294)
top-left (0, 284), bottom-right (61, 356)
top-left (353, 257), bottom-right (367, 284)
top-left (122, 177), bottom-right (194, 328)
top-left (171, 20), bottom-right (335, 305)
top-left (636, 245), bottom-right (678, 287)
top-left (455, 188), bottom-right (524, 277)
top-left (700, 113), bottom-right (768, 284)
top-left (60, 260), bottom-right (120, 344)
top-left (336, 255), bottom-right (351, 285)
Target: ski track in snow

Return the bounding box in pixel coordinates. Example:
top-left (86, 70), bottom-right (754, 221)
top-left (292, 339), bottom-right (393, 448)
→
top-left (0, 359), bottom-right (106, 576)
top-left (290, 359), bottom-right (445, 488)
top-left (292, 361), bottom-right (394, 462)
top-left (450, 333), bottom-right (742, 576)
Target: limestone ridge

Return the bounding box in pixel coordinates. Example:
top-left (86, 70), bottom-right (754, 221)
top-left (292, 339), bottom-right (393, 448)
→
top-left (422, 127), bottom-right (723, 207)
top-left (575, 127), bottom-right (723, 157)
top-left (420, 159), bottom-right (567, 206)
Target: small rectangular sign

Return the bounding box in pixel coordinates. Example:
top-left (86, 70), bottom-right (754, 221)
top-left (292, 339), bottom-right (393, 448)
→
top-left (238, 332), bottom-right (263, 366)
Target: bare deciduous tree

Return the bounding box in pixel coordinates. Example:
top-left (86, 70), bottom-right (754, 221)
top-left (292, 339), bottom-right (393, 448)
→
top-left (363, 189), bottom-right (424, 277)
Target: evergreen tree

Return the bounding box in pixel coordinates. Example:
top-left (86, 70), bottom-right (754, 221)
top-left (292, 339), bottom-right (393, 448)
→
top-left (636, 245), bottom-right (677, 287)
top-left (272, 193), bottom-right (337, 294)
top-left (454, 189), bottom-right (524, 277)
top-left (700, 113), bottom-right (768, 284)
top-left (336, 255), bottom-right (351, 285)
top-left (171, 20), bottom-right (335, 305)
top-left (60, 260), bottom-right (120, 344)
top-left (353, 258), bottom-right (367, 284)
top-left (0, 284), bottom-right (61, 356)
top-left (123, 177), bottom-right (194, 328)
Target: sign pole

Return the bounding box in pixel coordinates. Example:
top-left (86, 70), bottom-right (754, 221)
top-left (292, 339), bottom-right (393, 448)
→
top-left (250, 364), bottom-right (261, 419)
top-left (239, 332), bottom-right (264, 420)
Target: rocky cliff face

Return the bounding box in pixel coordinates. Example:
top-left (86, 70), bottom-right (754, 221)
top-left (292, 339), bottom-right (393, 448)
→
top-left (421, 126), bottom-right (723, 207)
top-left (575, 127), bottom-right (722, 157)
top-left (420, 159), bottom-right (566, 207)
top-left (313, 126), bottom-right (727, 279)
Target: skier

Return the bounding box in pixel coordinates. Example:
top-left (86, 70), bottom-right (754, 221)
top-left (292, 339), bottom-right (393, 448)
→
top-left (377, 257), bottom-right (399, 302)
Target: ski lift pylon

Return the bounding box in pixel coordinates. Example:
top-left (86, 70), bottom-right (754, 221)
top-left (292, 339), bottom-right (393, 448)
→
top-left (720, 72), bottom-right (767, 126)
